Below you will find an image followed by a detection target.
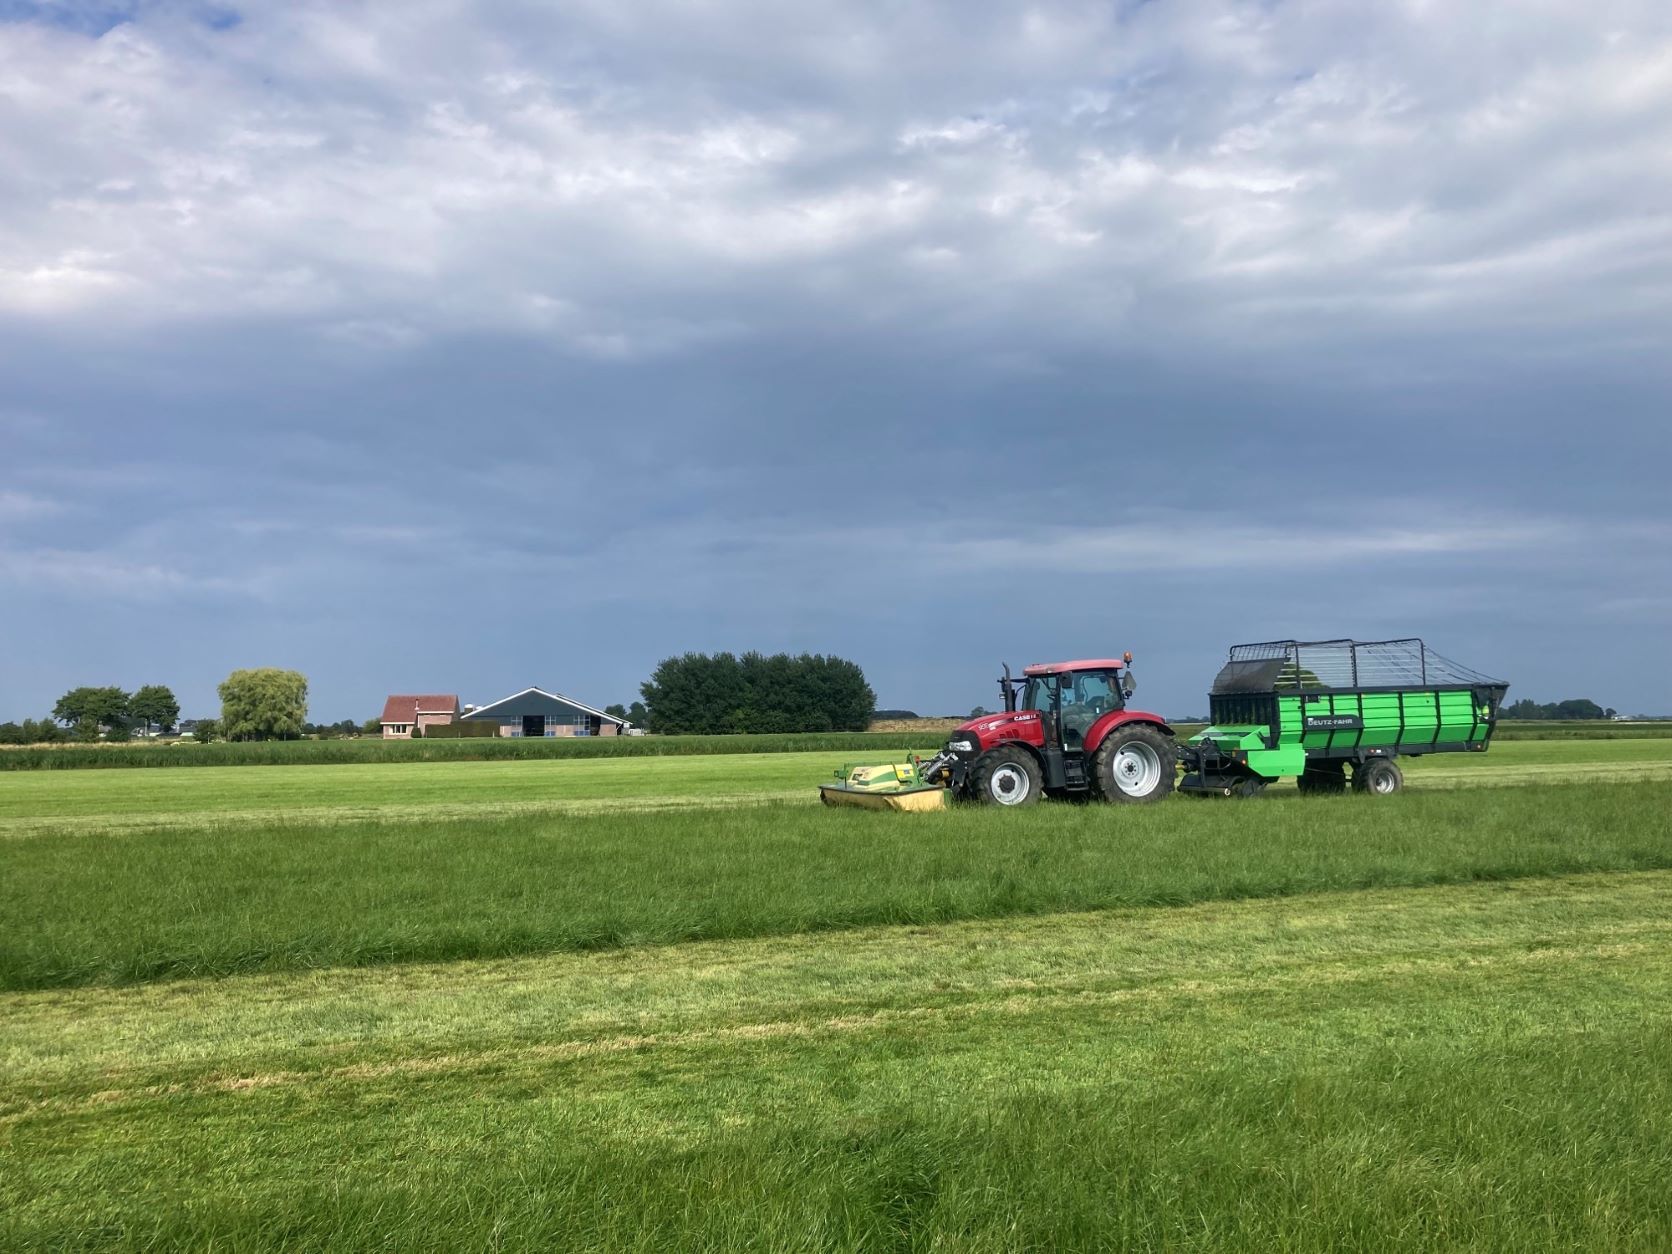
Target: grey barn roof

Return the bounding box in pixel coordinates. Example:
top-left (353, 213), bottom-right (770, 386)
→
top-left (460, 687), bottom-right (628, 724)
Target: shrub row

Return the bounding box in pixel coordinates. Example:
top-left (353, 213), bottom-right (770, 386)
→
top-left (0, 731), bottom-right (941, 771)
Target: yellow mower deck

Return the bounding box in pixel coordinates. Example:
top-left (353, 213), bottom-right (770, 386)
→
top-left (819, 761), bottom-right (948, 812)
top-left (818, 783), bottom-right (948, 812)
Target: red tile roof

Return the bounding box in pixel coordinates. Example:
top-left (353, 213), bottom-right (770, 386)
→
top-left (381, 694), bottom-right (460, 723)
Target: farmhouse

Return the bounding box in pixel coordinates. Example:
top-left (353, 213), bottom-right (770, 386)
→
top-left (461, 687), bottom-right (628, 738)
top-left (380, 694), bottom-right (460, 739)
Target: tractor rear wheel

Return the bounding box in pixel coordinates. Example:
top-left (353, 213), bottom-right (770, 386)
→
top-left (971, 745), bottom-right (1042, 806)
top-left (1353, 759), bottom-right (1404, 795)
top-left (1093, 725), bottom-right (1176, 804)
top-left (1297, 762), bottom-right (1347, 795)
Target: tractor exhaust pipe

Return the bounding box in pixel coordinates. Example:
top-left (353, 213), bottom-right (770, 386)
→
top-left (1000, 663), bottom-right (1016, 713)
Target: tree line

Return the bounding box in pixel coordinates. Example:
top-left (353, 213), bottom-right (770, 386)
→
top-left (1, 668), bottom-right (313, 745)
top-left (0, 684), bottom-right (182, 744)
top-left (1502, 698), bottom-right (1618, 720)
top-left (632, 652), bottom-right (875, 734)
top-left (5, 653), bottom-right (882, 746)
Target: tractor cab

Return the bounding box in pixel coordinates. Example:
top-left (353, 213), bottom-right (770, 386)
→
top-left (1018, 659), bottom-right (1135, 749)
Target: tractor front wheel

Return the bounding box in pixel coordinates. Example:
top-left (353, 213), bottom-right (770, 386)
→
top-left (1093, 725), bottom-right (1177, 804)
top-left (1353, 759), bottom-right (1404, 795)
top-left (971, 745), bottom-right (1042, 807)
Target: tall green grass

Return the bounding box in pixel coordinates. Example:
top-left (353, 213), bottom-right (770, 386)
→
top-left (4, 781), bottom-right (1670, 989)
top-left (5, 874), bottom-right (1670, 1250)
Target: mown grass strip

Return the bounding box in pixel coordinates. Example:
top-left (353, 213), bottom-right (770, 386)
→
top-left (3, 779), bottom-right (1669, 990)
top-left (0, 749), bottom-right (925, 826)
top-left (4, 873), bottom-right (1669, 1250)
top-left (6, 870), bottom-right (1668, 1098)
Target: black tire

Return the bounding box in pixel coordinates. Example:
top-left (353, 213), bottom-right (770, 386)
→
top-left (971, 744), bottom-right (1043, 806)
top-left (1229, 776), bottom-right (1268, 799)
top-left (1297, 762), bottom-right (1347, 795)
top-left (1092, 725), bottom-right (1176, 804)
top-left (1353, 758), bottom-right (1404, 795)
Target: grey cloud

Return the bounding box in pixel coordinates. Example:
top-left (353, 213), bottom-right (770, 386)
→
top-left (1, 1), bottom-right (1669, 718)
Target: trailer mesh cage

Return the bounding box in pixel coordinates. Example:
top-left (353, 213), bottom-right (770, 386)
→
top-left (1211, 638), bottom-right (1506, 696)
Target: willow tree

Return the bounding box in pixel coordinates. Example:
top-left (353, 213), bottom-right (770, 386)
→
top-left (218, 668), bottom-right (308, 741)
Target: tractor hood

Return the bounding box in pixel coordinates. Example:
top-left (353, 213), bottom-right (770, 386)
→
top-left (951, 710), bottom-right (1042, 742)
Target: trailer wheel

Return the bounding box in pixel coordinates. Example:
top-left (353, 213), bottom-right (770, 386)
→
top-left (1093, 725), bottom-right (1176, 804)
top-left (1353, 759), bottom-right (1404, 795)
top-left (971, 745), bottom-right (1042, 806)
top-left (1229, 776), bottom-right (1267, 799)
top-left (1297, 762), bottom-right (1347, 795)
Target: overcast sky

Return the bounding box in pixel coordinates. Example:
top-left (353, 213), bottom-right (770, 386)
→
top-left (3, 0), bottom-right (1670, 722)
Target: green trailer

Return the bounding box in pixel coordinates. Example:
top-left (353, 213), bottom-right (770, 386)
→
top-left (1178, 638), bottom-right (1508, 796)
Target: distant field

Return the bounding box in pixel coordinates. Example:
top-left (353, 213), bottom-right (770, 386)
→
top-left (1496, 718), bottom-right (1672, 739)
top-left (867, 716), bottom-right (965, 734)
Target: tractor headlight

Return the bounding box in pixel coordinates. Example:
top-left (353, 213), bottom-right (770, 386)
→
top-left (948, 739), bottom-right (975, 753)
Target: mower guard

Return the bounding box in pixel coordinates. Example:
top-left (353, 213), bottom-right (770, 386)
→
top-left (819, 761), bottom-right (948, 812)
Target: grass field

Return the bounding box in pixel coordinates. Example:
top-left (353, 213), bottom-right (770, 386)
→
top-left (5, 873), bottom-right (1670, 1249)
top-left (4, 734), bottom-right (1670, 1248)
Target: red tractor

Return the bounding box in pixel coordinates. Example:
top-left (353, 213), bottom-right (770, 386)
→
top-left (920, 654), bottom-right (1177, 805)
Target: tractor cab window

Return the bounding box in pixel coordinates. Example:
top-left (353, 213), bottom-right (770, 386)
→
top-left (1059, 670), bottom-right (1124, 744)
top-left (1021, 674), bottom-right (1058, 714)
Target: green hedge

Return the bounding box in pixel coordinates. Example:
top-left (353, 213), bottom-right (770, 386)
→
top-left (0, 731), bottom-right (941, 771)
top-left (418, 721), bottom-right (500, 739)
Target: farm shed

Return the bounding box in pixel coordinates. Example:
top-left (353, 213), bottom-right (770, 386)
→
top-left (460, 687), bottom-right (627, 738)
top-left (381, 694), bottom-right (461, 739)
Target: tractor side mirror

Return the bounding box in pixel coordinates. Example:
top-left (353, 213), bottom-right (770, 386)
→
top-left (1122, 674), bottom-right (1137, 699)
